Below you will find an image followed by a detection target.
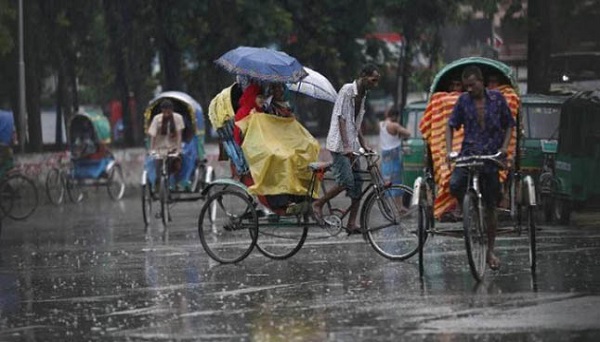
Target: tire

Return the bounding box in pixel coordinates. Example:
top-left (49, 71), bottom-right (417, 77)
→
top-left (66, 177), bottom-right (85, 203)
top-left (0, 174), bottom-right (39, 221)
top-left (363, 184), bottom-right (419, 260)
top-left (417, 204), bottom-right (430, 278)
top-left (198, 190), bottom-right (258, 264)
top-left (527, 205), bottom-right (537, 273)
top-left (45, 167), bottom-right (65, 205)
top-left (554, 198), bottom-right (571, 224)
top-left (255, 215), bottom-right (309, 260)
top-left (540, 194), bottom-right (554, 224)
top-left (107, 164), bottom-right (125, 200)
top-left (159, 176), bottom-right (170, 226)
top-left (463, 190), bottom-right (487, 282)
top-left (142, 183), bottom-right (153, 228)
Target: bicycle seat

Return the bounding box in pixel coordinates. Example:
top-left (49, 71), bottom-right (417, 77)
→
top-left (308, 161), bottom-right (332, 173)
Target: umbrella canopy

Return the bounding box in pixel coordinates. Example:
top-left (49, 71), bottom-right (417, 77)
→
top-left (215, 46), bottom-right (308, 83)
top-left (288, 67), bottom-right (338, 103)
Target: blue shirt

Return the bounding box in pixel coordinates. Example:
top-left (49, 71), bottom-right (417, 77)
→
top-left (448, 89), bottom-right (515, 169)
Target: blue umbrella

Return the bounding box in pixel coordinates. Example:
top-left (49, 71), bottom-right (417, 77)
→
top-left (215, 46), bottom-right (308, 83)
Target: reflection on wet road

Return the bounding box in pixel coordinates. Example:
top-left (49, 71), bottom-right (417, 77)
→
top-left (1, 195), bottom-right (600, 341)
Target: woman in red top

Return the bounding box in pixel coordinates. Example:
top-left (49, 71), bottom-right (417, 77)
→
top-left (233, 83), bottom-right (265, 145)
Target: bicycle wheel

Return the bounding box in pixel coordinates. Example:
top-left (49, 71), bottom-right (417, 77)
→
top-left (255, 215), bottom-right (309, 260)
top-left (0, 174), bottom-right (39, 221)
top-left (141, 182), bottom-right (153, 227)
top-left (45, 167), bottom-right (65, 205)
top-left (159, 176), bottom-right (170, 226)
top-left (363, 184), bottom-right (419, 260)
top-left (463, 190), bottom-right (487, 282)
top-left (198, 189), bottom-right (258, 264)
top-left (527, 205), bottom-right (537, 272)
top-left (66, 176), bottom-right (85, 203)
top-left (417, 204), bottom-right (430, 278)
top-left (107, 164), bottom-right (125, 200)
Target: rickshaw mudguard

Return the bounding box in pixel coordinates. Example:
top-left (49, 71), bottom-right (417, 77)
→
top-left (201, 178), bottom-right (255, 202)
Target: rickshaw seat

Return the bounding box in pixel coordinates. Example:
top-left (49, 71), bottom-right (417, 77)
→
top-left (308, 161), bottom-right (332, 173)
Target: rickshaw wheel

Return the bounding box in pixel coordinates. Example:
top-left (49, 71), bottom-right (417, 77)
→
top-left (107, 164), bottom-right (125, 200)
top-left (159, 176), bottom-right (170, 226)
top-left (198, 189), bottom-right (258, 264)
top-left (527, 205), bottom-right (537, 273)
top-left (255, 214), bottom-right (309, 260)
top-left (463, 190), bottom-right (487, 282)
top-left (554, 198), bottom-right (571, 225)
top-left (363, 185), bottom-right (419, 261)
top-left (417, 204), bottom-right (430, 278)
top-left (66, 177), bottom-right (85, 203)
top-left (0, 173), bottom-right (39, 221)
top-left (141, 182), bottom-right (153, 228)
top-left (45, 167), bottom-right (65, 205)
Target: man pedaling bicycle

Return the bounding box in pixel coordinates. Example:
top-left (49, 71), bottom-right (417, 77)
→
top-left (147, 99), bottom-right (185, 190)
top-left (312, 63), bottom-right (381, 234)
top-left (445, 65), bottom-right (515, 271)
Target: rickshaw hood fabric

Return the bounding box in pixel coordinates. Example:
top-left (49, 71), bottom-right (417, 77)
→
top-left (0, 110), bottom-right (15, 145)
top-left (70, 111), bottom-right (112, 144)
top-left (208, 85), bottom-right (236, 129)
top-left (235, 113), bottom-right (320, 196)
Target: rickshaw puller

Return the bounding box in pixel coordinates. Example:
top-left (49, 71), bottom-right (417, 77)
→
top-left (147, 99), bottom-right (185, 189)
top-left (312, 64), bottom-right (380, 234)
top-left (445, 65), bottom-right (515, 271)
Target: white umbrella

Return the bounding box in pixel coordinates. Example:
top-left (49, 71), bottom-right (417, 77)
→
top-left (288, 67), bottom-right (338, 103)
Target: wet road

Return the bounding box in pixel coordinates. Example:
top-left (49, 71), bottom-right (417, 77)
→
top-left (1, 194), bottom-right (600, 341)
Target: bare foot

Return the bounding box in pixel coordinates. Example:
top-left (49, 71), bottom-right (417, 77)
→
top-left (345, 225), bottom-right (362, 235)
top-left (487, 252), bottom-right (501, 271)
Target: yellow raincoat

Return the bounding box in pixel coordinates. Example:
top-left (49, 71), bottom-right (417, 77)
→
top-left (236, 112), bottom-right (320, 197)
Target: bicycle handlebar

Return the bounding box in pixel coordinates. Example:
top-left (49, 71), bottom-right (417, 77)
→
top-left (451, 151), bottom-right (507, 169)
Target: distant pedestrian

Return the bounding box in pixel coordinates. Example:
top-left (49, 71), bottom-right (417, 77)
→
top-left (379, 106), bottom-right (411, 212)
top-left (312, 63), bottom-right (380, 234)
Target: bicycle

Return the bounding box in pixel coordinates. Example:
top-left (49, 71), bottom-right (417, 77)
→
top-left (414, 151), bottom-right (537, 281)
top-left (0, 168), bottom-right (39, 221)
top-left (197, 148), bottom-right (416, 264)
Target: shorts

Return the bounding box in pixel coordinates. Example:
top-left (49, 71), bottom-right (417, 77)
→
top-left (449, 167), bottom-right (501, 209)
top-left (331, 152), bottom-right (362, 199)
top-left (381, 146), bottom-right (404, 197)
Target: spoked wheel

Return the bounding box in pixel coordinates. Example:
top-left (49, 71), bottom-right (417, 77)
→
top-left (363, 184), bottom-right (419, 260)
top-left (141, 182), bottom-right (153, 228)
top-left (159, 176), bottom-right (170, 226)
top-left (417, 204), bottom-right (430, 278)
top-left (198, 189), bottom-right (258, 264)
top-left (45, 167), bottom-right (65, 205)
top-left (66, 177), bottom-right (85, 203)
top-left (463, 190), bottom-right (487, 282)
top-left (0, 174), bottom-right (39, 220)
top-left (107, 164), bottom-right (126, 200)
top-left (255, 215), bottom-right (309, 260)
top-left (527, 205), bottom-right (537, 273)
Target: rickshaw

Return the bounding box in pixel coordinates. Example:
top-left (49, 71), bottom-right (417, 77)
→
top-left (45, 110), bottom-right (125, 204)
top-left (141, 91), bottom-right (215, 227)
top-left (552, 90), bottom-right (600, 223)
top-left (518, 94), bottom-right (567, 222)
top-left (413, 57), bottom-right (537, 281)
top-left (401, 100), bottom-right (427, 188)
top-left (0, 109), bottom-right (38, 221)
top-left (198, 46), bottom-right (417, 264)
